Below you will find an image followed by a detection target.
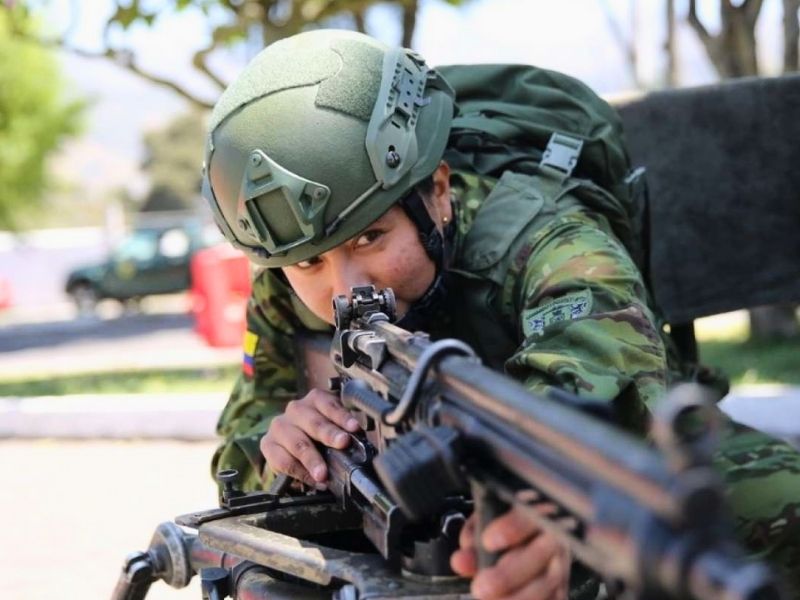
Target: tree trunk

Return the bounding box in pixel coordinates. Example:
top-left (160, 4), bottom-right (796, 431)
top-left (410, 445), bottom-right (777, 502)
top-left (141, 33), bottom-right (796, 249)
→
top-left (687, 0), bottom-right (764, 78)
top-left (598, 0), bottom-right (640, 88)
top-left (784, 0), bottom-right (800, 72)
top-left (401, 0), bottom-right (418, 48)
top-left (749, 305), bottom-right (800, 339)
top-left (665, 0), bottom-right (678, 87)
top-left (720, 1), bottom-right (760, 76)
top-left (354, 9), bottom-right (367, 34)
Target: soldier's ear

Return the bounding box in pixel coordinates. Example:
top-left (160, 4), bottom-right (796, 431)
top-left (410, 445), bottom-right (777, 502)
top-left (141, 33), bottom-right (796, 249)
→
top-left (430, 161), bottom-right (452, 227)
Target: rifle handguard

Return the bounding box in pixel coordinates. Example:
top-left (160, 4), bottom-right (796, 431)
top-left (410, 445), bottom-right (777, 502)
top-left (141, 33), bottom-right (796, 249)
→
top-left (373, 425), bottom-right (467, 521)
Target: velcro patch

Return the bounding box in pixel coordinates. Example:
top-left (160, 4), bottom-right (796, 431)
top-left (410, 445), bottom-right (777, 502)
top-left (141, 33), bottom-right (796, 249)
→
top-left (522, 290), bottom-right (593, 338)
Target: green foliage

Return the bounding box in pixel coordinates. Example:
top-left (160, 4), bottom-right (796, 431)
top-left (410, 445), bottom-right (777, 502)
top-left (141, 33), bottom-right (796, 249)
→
top-left (140, 110), bottom-right (206, 212)
top-left (0, 10), bottom-right (84, 229)
top-left (110, 0), bottom-right (155, 30)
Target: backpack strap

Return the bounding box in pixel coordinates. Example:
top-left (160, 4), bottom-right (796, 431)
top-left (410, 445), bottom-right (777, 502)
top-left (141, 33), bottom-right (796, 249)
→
top-left (537, 132), bottom-right (584, 195)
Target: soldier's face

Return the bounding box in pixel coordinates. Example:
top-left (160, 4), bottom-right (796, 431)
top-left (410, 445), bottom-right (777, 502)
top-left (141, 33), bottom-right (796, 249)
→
top-left (282, 163), bottom-right (452, 325)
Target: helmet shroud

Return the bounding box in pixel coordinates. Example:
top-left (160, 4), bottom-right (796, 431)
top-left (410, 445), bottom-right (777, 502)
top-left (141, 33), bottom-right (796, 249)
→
top-left (203, 30), bottom-right (455, 267)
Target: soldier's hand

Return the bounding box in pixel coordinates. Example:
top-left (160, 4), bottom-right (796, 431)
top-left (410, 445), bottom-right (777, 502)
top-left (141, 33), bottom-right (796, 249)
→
top-left (450, 504), bottom-right (570, 600)
top-left (260, 388), bottom-right (361, 487)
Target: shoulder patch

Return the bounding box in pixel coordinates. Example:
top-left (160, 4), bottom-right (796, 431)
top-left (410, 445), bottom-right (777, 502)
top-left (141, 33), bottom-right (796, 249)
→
top-left (243, 331), bottom-right (259, 377)
top-left (522, 290), bottom-right (593, 338)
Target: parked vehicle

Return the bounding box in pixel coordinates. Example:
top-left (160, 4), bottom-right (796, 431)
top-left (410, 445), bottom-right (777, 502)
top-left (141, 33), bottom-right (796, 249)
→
top-left (0, 275), bottom-right (12, 310)
top-left (65, 222), bottom-right (221, 314)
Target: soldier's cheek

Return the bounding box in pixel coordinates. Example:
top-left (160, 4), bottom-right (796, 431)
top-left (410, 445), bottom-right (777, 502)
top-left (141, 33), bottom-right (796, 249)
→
top-left (395, 254), bottom-right (435, 301)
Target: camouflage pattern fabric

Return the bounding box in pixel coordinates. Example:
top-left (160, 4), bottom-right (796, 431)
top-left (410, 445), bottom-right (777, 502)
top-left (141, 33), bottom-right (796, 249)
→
top-left (214, 169), bottom-right (799, 595)
top-left (714, 419), bottom-right (800, 593)
top-left (211, 270), bottom-right (330, 492)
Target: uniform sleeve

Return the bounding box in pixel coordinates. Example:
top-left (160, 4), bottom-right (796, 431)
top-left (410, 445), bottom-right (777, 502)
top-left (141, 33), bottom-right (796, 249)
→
top-left (211, 269), bottom-right (303, 492)
top-left (504, 210), bottom-right (668, 433)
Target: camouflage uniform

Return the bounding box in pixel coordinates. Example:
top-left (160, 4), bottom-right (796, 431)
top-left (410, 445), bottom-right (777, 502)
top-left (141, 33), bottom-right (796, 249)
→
top-left (214, 169), bottom-right (800, 593)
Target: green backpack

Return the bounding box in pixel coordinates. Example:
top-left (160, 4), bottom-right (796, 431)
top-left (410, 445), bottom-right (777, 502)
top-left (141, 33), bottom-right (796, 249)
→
top-left (438, 64), bottom-right (645, 269)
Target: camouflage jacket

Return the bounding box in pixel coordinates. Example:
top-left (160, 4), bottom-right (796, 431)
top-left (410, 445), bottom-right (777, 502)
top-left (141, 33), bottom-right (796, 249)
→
top-left (213, 168), bottom-right (669, 489)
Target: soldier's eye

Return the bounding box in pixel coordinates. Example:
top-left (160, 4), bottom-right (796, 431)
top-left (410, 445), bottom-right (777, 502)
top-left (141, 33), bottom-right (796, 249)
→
top-left (354, 229), bottom-right (383, 248)
top-left (295, 255), bottom-right (322, 269)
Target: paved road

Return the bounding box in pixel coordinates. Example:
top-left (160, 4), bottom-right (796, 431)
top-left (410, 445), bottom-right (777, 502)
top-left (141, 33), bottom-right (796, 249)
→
top-left (0, 308), bottom-right (239, 378)
top-left (0, 439), bottom-right (218, 600)
top-left (0, 310), bottom-right (193, 354)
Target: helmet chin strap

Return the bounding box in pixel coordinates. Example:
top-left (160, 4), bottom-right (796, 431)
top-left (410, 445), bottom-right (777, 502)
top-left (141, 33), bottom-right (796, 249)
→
top-left (398, 189), bottom-right (445, 267)
top-left (395, 189), bottom-right (455, 331)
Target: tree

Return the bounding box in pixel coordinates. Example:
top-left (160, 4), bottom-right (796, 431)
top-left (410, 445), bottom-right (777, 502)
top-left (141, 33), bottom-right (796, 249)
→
top-left (0, 7), bottom-right (83, 229)
top-left (685, 0), bottom-right (800, 78)
top-left (139, 111), bottom-right (206, 212)
top-left (783, 0), bottom-right (800, 71)
top-left (598, 0), bottom-right (641, 88)
top-left (8, 0), bottom-right (465, 110)
top-left (687, 0), bottom-right (764, 78)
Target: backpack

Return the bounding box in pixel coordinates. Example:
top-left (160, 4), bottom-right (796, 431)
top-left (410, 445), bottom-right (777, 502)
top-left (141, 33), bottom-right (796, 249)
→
top-left (438, 64), bottom-right (646, 269)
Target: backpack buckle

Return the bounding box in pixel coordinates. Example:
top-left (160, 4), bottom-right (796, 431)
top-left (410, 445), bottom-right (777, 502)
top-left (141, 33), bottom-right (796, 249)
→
top-left (540, 133), bottom-right (584, 179)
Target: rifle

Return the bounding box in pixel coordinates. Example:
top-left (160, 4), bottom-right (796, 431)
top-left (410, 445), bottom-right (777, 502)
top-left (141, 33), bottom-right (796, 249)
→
top-left (112, 285), bottom-right (784, 600)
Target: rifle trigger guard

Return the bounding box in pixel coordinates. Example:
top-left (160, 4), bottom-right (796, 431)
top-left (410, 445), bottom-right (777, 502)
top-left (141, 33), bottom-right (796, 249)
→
top-left (383, 339), bottom-right (477, 426)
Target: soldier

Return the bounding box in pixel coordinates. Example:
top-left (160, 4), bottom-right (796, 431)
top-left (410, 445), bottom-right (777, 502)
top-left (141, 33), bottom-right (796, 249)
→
top-left (202, 30), bottom-right (799, 599)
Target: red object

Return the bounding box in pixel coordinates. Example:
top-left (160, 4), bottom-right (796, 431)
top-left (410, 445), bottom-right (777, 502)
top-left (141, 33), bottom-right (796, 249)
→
top-left (191, 245), bottom-right (251, 347)
top-left (0, 276), bottom-right (12, 310)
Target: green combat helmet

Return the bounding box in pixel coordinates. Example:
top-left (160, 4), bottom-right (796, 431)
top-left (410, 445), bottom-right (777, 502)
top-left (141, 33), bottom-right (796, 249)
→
top-left (202, 29), bottom-right (455, 267)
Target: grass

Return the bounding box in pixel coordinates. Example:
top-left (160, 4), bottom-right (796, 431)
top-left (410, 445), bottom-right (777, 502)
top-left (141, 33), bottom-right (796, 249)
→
top-left (0, 365), bottom-right (240, 397)
top-left (699, 337), bottom-right (800, 386)
top-left (694, 311), bottom-right (800, 386)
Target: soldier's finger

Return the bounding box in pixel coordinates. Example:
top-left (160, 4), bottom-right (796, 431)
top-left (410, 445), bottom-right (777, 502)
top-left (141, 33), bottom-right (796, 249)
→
top-left (270, 422), bottom-right (328, 483)
top-left (449, 547), bottom-right (478, 578)
top-left (471, 532), bottom-right (560, 599)
top-left (459, 512), bottom-right (476, 549)
top-left (481, 504), bottom-right (545, 552)
top-left (260, 440), bottom-right (317, 487)
top-left (492, 571), bottom-right (560, 600)
top-left (496, 549), bottom-right (565, 600)
top-left (311, 389), bottom-right (360, 432)
top-left (289, 401), bottom-right (351, 449)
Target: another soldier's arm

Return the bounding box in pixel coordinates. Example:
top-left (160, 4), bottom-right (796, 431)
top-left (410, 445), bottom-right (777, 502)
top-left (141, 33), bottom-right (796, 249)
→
top-left (505, 209), bottom-right (668, 433)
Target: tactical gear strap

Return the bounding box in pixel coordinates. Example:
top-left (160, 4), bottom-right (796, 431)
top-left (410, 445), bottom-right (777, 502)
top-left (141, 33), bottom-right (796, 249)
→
top-left (395, 187), bottom-right (456, 331)
top-left (395, 271), bottom-right (449, 332)
top-left (539, 133), bottom-right (584, 183)
top-left (398, 189), bottom-right (445, 267)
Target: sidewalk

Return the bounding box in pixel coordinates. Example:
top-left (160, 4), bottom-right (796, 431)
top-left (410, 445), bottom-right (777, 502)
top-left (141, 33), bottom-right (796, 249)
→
top-left (0, 393), bottom-right (225, 440)
top-left (1, 386), bottom-right (798, 447)
top-left (0, 304), bottom-right (240, 379)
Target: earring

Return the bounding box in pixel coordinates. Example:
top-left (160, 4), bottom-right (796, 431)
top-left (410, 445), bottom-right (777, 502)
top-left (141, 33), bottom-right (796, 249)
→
top-left (442, 216), bottom-right (450, 225)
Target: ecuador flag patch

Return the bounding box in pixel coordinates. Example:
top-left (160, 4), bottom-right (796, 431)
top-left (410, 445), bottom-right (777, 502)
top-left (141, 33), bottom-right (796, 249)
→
top-left (243, 331), bottom-right (258, 377)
